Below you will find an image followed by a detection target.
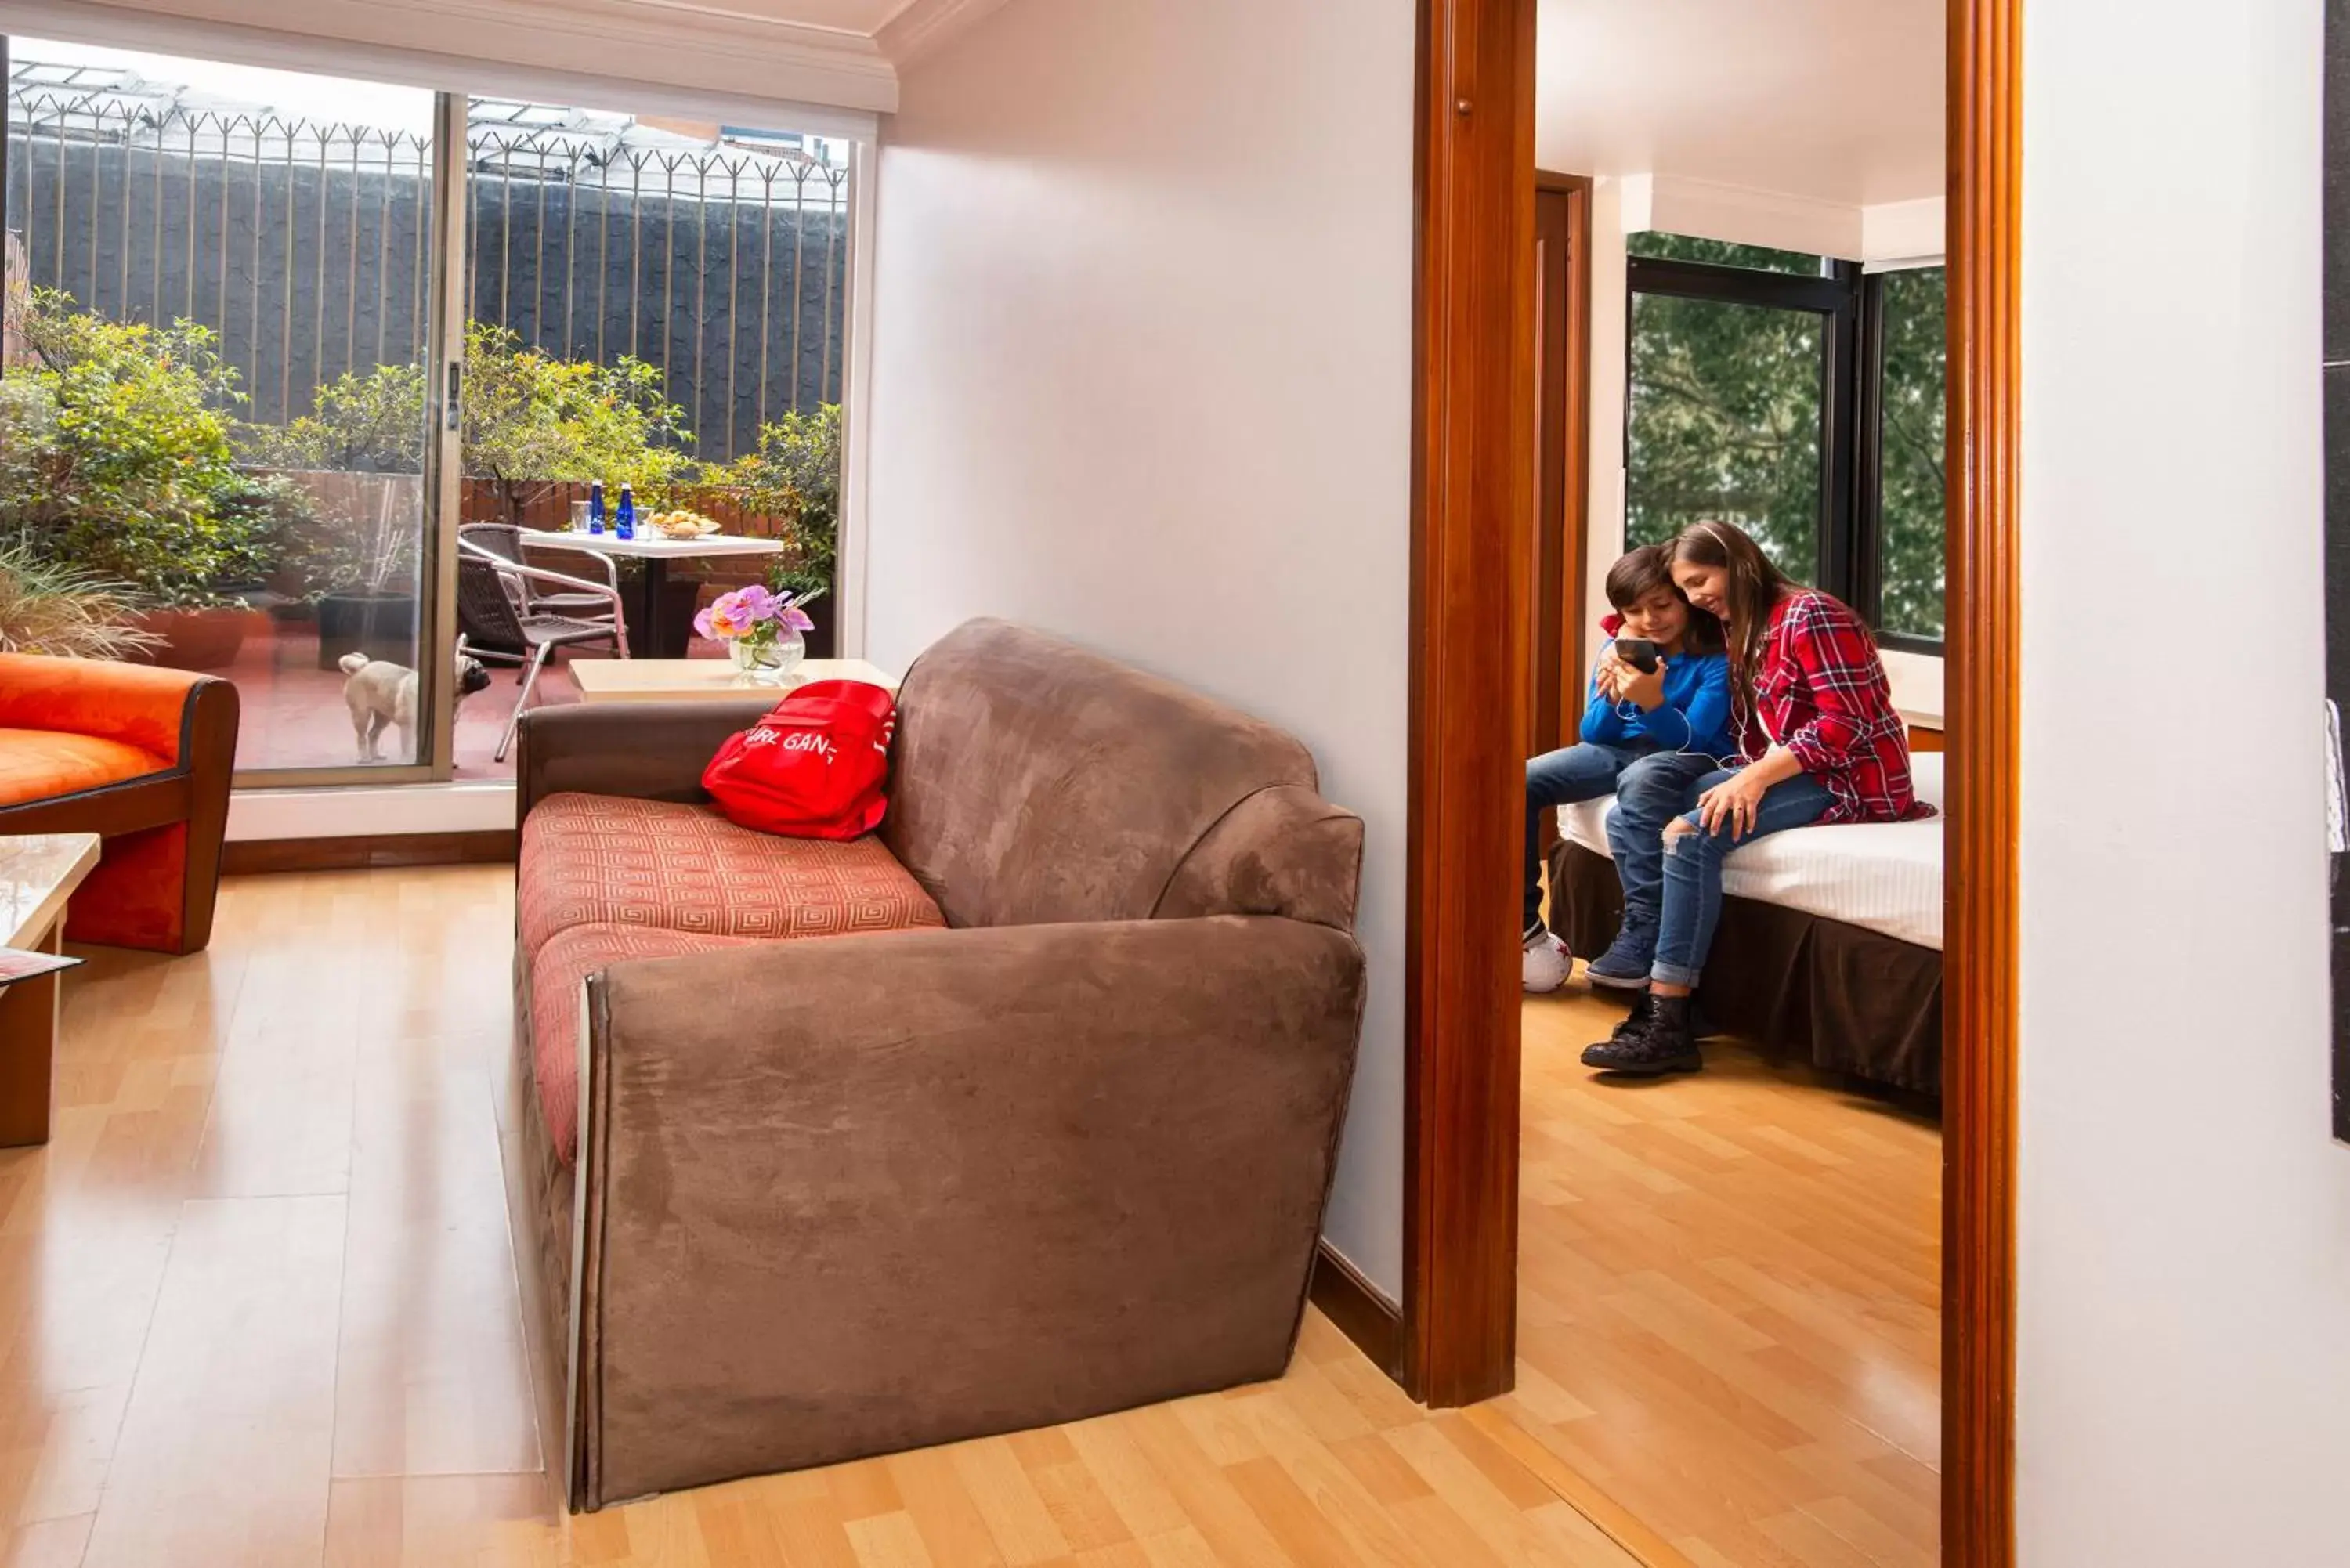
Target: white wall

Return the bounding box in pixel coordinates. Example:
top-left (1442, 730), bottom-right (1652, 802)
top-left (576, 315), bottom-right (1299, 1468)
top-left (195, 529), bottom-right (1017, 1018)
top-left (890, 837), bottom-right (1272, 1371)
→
top-left (2016, 2), bottom-right (2350, 1562)
top-left (862, 0), bottom-right (1416, 1295)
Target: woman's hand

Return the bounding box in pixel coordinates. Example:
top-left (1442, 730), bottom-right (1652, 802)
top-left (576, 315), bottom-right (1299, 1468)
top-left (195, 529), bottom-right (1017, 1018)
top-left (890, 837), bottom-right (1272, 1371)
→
top-left (1696, 768), bottom-right (1770, 838)
top-left (1619, 656), bottom-right (1667, 711)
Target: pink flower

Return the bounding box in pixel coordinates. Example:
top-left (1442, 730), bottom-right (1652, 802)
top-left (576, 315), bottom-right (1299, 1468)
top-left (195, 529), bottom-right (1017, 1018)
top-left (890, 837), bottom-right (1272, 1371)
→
top-left (780, 605), bottom-right (814, 634)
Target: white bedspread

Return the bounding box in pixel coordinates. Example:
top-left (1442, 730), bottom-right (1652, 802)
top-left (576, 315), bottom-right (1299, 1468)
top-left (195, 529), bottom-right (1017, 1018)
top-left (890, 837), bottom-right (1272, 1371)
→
top-left (1556, 753), bottom-right (1945, 951)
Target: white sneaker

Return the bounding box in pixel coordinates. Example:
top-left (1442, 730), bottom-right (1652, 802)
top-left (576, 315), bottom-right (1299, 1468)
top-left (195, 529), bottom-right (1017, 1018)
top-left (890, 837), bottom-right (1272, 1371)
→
top-left (1521, 930), bottom-right (1573, 994)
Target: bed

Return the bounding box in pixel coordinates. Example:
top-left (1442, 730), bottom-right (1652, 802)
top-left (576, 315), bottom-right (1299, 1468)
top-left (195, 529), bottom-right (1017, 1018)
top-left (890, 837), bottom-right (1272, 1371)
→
top-left (1544, 753), bottom-right (1944, 1098)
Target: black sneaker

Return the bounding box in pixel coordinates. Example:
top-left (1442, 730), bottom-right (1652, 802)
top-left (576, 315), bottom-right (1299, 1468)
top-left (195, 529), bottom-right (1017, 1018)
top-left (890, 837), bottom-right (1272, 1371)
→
top-left (1580, 995), bottom-right (1703, 1076)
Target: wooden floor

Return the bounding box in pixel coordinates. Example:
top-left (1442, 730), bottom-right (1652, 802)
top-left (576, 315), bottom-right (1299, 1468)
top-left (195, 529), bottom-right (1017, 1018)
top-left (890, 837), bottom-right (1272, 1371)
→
top-left (1496, 988), bottom-right (1942, 1568)
top-left (0, 866), bottom-right (1643, 1568)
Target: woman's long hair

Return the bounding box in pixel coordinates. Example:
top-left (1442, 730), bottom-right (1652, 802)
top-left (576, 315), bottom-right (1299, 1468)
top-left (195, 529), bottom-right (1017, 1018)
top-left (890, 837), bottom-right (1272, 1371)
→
top-left (1666, 520), bottom-right (1791, 740)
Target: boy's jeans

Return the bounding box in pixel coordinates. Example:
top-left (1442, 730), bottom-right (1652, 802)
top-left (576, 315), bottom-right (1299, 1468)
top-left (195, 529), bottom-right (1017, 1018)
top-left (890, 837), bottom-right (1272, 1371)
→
top-left (1524, 742), bottom-right (1650, 933)
top-left (1600, 752), bottom-right (1726, 959)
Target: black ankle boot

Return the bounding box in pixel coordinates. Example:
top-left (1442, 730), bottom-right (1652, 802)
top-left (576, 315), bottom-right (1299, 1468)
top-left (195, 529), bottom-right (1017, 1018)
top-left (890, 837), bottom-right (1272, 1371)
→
top-left (1579, 992), bottom-right (1703, 1075)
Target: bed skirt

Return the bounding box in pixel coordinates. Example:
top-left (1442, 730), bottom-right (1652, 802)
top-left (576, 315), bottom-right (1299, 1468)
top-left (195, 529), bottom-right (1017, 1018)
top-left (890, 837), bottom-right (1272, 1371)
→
top-left (1546, 840), bottom-right (1943, 1098)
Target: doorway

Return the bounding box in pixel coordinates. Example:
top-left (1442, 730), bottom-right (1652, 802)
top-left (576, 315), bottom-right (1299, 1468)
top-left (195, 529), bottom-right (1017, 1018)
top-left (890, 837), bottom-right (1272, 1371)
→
top-left (1401, 1), bottom-right (2021, 1565)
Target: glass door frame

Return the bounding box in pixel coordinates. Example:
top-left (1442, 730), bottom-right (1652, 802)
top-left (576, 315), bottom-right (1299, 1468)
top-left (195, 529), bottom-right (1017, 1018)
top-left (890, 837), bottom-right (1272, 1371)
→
top-left (221, 89), bottom-right (468, 790)
top-left (0, 36), bottom-right (466, 789)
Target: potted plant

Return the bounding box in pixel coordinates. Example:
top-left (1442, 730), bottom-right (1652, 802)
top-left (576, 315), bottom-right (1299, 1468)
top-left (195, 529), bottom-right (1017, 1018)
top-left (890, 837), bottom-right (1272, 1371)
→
top-left (0, 290), bottom-right (278, 670)
top-left (237, 363), bottom-right (427, 666)
top-left (0, 542), bottom-right (164, 660)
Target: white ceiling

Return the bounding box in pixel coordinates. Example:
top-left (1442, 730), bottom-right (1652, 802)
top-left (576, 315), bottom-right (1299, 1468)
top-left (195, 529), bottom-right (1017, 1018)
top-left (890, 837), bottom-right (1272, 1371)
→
top-left (609, 0), bottom-right (921, 36)
top-left (1537, 0), bottom-right (1943, 206)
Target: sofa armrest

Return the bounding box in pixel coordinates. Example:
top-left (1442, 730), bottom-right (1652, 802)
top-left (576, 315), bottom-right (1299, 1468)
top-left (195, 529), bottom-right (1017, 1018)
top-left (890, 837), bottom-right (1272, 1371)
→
top-left (565, 914), bottom-right (1366, 1507)
top-left (0, 652), bottom-right (219, 765)
top-left (515, 699), bottom-right (772, 820)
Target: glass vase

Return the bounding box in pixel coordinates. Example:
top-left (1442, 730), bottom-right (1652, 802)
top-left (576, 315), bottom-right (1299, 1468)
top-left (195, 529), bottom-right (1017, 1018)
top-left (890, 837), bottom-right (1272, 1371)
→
top-left (728, 628), bottom-right (806, 685)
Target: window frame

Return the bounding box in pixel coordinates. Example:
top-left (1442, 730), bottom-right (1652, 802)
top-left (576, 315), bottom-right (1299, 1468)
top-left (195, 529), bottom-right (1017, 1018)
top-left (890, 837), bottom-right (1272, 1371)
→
top-left (1856, 266), bottom-right (1948, 654)
top-left (1625, 247), bottom-right (1946, 654)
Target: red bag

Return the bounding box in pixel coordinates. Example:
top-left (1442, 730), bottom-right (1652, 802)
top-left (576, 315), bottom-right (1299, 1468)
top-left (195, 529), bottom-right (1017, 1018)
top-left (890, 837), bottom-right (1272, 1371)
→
top-left (701, 680), bottom-right (898, 840)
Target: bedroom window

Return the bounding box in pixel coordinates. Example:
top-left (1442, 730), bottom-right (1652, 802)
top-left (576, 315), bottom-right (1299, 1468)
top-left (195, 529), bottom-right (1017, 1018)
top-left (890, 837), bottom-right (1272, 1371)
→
top-left (1625, 235), bottom-right (1947, 652)
top-left (1862, 264), bottom-right (1947, 646)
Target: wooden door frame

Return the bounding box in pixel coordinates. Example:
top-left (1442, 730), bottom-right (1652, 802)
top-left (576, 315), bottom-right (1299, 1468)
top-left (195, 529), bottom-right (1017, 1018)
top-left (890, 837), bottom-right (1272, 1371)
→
top-left (1395, 0), bottom-right (2022, 1563)
top-left (1531, 172), bottom-right (1594, 762)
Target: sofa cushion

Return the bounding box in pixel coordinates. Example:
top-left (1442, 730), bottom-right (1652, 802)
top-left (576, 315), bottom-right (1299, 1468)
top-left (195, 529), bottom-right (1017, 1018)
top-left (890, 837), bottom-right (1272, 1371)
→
top-left (0, 728), bottom-right (173, 807)
top-left (519, 793), bottom-right (946, 956)
top-left (530, 920), bottom-right (765, 1164)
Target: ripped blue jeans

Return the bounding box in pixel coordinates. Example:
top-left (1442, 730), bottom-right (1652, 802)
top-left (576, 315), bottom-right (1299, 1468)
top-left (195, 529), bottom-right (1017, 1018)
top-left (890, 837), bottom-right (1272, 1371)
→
top-left (1650, 768), bottom-right (1834, 988)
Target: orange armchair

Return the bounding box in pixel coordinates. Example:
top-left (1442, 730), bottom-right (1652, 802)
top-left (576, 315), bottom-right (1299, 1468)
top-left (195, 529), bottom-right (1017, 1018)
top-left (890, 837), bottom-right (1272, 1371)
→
top-left (0, 653), bottom-right (239, 954)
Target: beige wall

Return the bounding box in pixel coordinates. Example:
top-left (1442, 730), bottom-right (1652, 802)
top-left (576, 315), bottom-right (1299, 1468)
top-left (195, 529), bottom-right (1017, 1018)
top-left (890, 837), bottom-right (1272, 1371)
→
top-left (862, 0), bottom-right (1419, 1294)
top-left (2017, 0), bottom-right (2350, 1560)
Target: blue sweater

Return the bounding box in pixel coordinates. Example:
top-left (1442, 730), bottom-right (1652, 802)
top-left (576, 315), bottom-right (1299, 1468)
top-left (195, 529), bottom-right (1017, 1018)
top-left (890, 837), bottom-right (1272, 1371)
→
top-left (1578, 647), bottom-right (1734, 757)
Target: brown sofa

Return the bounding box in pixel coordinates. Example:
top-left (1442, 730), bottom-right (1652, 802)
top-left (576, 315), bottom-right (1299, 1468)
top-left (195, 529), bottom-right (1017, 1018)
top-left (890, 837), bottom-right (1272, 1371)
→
top-left (507, 618), bottom-right (1368, 1510)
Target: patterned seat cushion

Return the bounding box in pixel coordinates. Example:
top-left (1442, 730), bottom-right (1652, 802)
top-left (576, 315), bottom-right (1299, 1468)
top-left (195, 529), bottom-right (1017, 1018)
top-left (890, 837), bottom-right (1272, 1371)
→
top-left (528, 920), bottom-right (764, 1164)
top-left (519, 793), bottom-right (946, 958)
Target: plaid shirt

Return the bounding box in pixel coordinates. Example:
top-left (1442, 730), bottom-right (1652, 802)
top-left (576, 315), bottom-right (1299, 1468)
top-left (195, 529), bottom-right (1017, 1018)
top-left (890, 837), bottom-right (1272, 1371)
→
top-left (1734, 592), bottom-right (1933, 825)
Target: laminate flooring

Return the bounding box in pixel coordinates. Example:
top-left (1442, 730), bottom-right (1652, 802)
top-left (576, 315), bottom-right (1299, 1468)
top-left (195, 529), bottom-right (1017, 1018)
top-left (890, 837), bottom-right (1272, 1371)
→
top-left (1496, 987), bottom-right (1942, 1568)
top-left (0, 866), bottom-right (1642, 1568)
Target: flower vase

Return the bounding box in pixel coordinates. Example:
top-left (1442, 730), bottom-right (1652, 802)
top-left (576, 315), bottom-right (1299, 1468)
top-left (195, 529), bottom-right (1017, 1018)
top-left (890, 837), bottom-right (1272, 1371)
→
top-left (728, 628), bottom-right (806, 685)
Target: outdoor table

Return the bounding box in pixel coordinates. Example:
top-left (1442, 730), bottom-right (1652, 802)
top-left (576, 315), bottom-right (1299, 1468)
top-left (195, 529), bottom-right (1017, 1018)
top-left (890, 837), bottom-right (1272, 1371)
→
top-left (521, 530), bottom-right (786, 659)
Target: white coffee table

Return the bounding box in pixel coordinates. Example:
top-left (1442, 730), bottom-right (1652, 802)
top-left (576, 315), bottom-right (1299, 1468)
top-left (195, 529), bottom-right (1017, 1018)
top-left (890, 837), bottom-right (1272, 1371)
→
top-left (0, 833), bottom-right (99, 1147)
top-left (521, 530), bottom-right (786, 658)
top-left (569, 658), bottom-right (897, 704)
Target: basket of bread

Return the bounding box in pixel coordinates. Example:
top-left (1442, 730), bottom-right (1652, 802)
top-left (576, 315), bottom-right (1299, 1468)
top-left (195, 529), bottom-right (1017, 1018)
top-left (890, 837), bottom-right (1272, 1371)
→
top-left (645, 508), bottom-right (722, 540)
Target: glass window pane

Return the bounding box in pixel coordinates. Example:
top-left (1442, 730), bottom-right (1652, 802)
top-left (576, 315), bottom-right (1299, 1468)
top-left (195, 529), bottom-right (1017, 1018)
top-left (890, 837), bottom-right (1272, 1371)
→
top-left (1628, 230), bottom-right (1828, 276)
top-left (1626, 291), bottom-right (1824, 582)
top-left (5, 38), bottom-right (437, 772)
top-left (452, 96), bottom-right (850, 774)
top-left (1875, 266), bottom-right (1947, 641)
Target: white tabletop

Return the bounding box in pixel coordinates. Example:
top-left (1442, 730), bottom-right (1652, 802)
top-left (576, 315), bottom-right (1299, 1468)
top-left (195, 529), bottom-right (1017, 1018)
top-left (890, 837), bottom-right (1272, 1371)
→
top-left (1, 834), bottom-right (100, 949)
top-left (522, 529), bottom-right (784, 559)
top-left (569, 658), bottom-right (896, 703)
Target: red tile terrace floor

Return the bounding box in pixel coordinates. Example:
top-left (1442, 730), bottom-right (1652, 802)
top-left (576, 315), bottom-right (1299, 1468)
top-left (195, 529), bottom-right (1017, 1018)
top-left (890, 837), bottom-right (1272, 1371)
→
top-left (217, 619), bottom-right (726, 779)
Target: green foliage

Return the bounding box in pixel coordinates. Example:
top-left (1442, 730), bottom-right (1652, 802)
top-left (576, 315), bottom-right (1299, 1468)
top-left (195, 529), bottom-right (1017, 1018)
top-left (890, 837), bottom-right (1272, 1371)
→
top-left (237, 363), bottom-right (427, 473)
top-left (1622, 244), bottom-right (1949, 639)
top-left (703, 403), bottom-right (841, 603)
top-left (0, 540), bottom-right (164, 660)
top-left (1874, 268), bottom-right (1947, 641)
top-left (460, 323), bottom-right (692, 518)
top-left (1625, 289), bottom-right (1825, 583)
top-left (1, 289), bottom-right (277, 608)
top-left (237, 325), bottom-right (696, 530)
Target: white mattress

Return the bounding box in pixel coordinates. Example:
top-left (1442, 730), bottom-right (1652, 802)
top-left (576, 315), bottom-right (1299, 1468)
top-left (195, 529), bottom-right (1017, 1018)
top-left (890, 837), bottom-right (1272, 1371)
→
top-left (1557, 753), bottom-right (1945, 951)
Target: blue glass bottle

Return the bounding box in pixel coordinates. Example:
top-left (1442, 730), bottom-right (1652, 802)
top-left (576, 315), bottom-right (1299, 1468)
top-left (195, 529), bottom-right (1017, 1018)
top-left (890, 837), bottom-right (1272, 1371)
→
top-left (614, 483), bottom-right (636, 540)
top-left (588, 479), bottom-right (606, 536)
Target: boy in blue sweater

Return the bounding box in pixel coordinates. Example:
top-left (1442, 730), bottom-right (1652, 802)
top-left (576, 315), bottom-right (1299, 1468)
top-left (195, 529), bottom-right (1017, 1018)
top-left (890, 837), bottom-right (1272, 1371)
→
top-left (1524, 545), bottom-right (1734, 992)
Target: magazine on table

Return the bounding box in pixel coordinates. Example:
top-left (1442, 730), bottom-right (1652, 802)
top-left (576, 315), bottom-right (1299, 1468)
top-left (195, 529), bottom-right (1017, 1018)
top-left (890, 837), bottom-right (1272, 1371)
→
top-left (0, 949), bottom-right (81, 987)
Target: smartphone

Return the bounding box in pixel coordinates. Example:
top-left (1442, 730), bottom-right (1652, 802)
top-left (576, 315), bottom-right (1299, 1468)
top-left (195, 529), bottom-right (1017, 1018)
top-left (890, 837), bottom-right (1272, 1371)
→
top-left (1614, 637), bottom-right (1661, 674)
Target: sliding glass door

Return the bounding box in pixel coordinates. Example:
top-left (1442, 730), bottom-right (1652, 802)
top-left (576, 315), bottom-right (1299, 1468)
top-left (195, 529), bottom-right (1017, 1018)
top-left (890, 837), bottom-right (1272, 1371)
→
top-left (2, 38), bottom-right (454, 779)
top-left (2, 36), bottom-right (856, 785)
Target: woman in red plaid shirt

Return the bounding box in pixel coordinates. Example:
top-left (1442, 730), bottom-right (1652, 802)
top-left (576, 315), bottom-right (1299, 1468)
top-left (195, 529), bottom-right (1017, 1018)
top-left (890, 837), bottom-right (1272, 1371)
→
top-left (1583, 519), bottom-right (1932, 1076)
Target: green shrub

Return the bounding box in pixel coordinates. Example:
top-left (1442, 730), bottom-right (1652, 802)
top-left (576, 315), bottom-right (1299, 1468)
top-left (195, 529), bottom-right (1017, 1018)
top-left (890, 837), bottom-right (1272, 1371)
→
top-left (2, 288), bottom-right (274, 609)
top-left (703, 403), bottom-right (840, 602)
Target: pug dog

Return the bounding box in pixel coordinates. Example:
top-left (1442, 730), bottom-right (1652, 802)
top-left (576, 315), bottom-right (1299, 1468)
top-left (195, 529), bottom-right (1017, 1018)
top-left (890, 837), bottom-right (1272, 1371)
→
top-left (339, 649), bottom-right (494, 762)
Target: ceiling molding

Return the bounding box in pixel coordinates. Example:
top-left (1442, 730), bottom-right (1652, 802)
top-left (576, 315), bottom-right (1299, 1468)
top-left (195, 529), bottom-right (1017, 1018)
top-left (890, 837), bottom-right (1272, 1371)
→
top-left (5, 0), bottom-right (898, 112)
top-left (877, 0), bottom-right (1012, 70)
